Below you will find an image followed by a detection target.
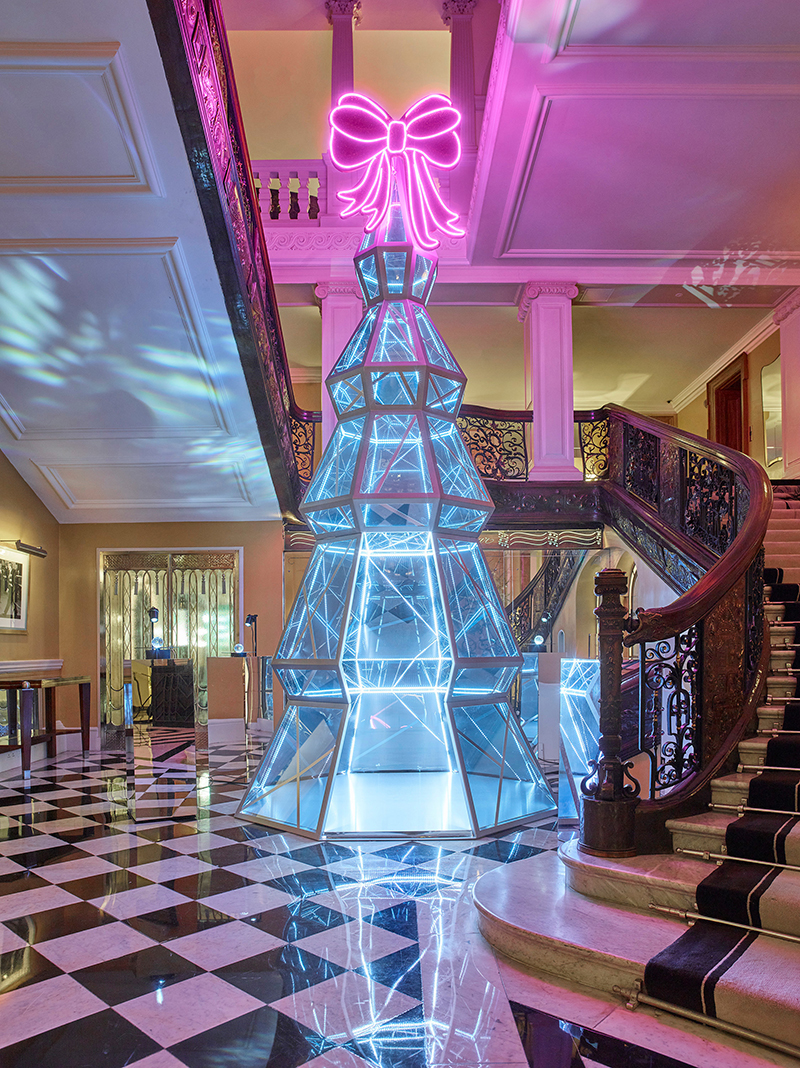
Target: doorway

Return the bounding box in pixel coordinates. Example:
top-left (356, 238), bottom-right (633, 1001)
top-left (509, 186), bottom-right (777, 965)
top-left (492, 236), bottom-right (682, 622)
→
top-left (100, 550), bottom-right (240, 751)
top-left (707, 353), bottom-right (748, 454)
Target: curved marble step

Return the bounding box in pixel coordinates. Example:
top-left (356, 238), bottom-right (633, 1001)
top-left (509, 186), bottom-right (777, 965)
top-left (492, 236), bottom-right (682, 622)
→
top-left (559, 839), bottom-right (703, 912)
top-left (474, 851), bottom-right (800, 1054)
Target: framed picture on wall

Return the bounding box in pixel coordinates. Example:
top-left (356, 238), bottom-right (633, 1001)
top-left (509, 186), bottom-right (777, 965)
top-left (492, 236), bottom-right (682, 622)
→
top-left (0, 547), bottom-right (29, 633)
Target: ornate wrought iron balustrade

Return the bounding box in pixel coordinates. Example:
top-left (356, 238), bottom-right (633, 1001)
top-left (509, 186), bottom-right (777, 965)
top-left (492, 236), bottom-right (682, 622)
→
top-left (506, 549), bottom-right (585, 649)
top-left (456, 406), bottom-right (531, 481)
top-left (639, 624), bottom-right (701, 796)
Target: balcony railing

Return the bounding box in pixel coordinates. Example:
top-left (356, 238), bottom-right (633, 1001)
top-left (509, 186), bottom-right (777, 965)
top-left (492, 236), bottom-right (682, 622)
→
top-left (252, 160), bottom-right (326, 224)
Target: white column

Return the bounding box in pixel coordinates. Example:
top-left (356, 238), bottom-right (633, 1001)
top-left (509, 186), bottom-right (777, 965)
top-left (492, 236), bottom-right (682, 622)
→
top-left (776, 291), bottom-right (800, 477)
top-left (326, 0), bottom-right (360, 107)
top-left (442, 0), bottom-right (477, 221)
top-left (442, 0), bottom-right (477, 149)
top-left (315, 282), bottom-right (363, 448)
top-left (518, 281), bottom-right (581, 481)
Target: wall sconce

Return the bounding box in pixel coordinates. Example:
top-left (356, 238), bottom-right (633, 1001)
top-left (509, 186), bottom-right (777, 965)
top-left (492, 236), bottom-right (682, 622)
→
top-left (1, 541), bottom-right (47, 558)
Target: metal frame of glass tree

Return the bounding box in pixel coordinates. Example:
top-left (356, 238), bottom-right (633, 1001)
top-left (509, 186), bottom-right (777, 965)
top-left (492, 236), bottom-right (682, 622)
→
top-left (238, 110), bottom-right (554, 838)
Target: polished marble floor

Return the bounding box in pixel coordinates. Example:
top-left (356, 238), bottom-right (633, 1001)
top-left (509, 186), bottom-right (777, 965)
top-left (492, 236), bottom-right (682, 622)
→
top-left (0, 734), bottom-right (782, 1067)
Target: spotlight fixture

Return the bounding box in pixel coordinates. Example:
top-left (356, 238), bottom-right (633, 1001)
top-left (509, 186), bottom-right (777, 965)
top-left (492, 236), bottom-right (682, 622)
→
top-left (244, 614), bottom-right (258, 657)
top-left (148, 607), bottom-right (159, 622)
top-left (12, 541), bottom-right (47, 558)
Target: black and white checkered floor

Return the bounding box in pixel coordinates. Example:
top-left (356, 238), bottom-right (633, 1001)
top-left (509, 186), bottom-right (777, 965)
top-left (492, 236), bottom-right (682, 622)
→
top-left (0, 735), bottom-right (711, 1067)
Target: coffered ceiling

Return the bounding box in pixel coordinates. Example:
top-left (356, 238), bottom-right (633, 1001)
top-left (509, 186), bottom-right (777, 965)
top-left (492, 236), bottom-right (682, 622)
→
top-left (0, 1), bottom-right (279, 523)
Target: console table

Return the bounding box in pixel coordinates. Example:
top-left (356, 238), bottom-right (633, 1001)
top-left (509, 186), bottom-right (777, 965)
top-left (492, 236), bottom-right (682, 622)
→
top-left (2, 676), bottom-right (90, 777)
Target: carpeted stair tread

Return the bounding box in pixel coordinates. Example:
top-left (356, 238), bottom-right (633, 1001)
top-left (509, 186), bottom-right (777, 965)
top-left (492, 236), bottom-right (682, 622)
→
top-left (645, 920), bottom-right (800, 1045)
top-left (696, 861), bottom-right (800, 937)
top-left (765, 735), bottom-right (800, 765)
top-left (726, 812), bottom-right (800, 866)
top-left (763, 583), bottom-right (800, 602)
top-left (783, 703), bottom-right (800, 730)
top-left (749, 769), bottom-right (800, 810)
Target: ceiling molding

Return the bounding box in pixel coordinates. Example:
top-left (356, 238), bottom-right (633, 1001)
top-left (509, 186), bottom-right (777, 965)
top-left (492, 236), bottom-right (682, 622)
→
top-left (773, 287), bottom-right (800, 325)
top-left (558, 45), bottom-right (800, 62)
top-left (32, 460), bottom-right (254, 510)
top-left (290, 366), bottom-right (322, 384)
top-left (496, 85), bottom-right (800, 262)
top-left (465, 0), bottom-right (516, 259)
top-left (0, 237), bottom-right (178, 255)
top-left (162, 241), bottom-right (237, 437)
top-left (669, 310), bottom-right (778, 411)
top-left (0, 42), bottom-right (163, 196)
top-left (0, 391), bottom-right (25, 441)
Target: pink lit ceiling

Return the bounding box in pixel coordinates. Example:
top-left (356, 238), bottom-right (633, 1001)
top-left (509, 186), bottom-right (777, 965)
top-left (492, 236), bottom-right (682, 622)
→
top-left (230, 0), bottom-right (800, 414)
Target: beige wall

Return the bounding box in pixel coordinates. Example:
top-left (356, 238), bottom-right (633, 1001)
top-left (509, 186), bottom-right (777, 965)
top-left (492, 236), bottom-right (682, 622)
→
top-left (0, 451), bottom-right (60, 663)
top-left (56, 520), bottom-right (284, 729)
top-left (676, 393), bottom-right (708, 439)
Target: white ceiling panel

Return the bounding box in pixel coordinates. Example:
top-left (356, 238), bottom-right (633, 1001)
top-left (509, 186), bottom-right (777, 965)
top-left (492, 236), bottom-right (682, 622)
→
top-left (501, 91), bottom-right (800, 257)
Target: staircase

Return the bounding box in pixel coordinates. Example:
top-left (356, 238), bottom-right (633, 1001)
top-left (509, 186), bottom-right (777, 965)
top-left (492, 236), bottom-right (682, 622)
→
top-left (475, 485), bottom-right (800, 1059)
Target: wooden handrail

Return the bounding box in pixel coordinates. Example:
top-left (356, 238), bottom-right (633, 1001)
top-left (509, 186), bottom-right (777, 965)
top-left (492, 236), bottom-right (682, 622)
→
top-left (599, 405), bottom-right (772, 646)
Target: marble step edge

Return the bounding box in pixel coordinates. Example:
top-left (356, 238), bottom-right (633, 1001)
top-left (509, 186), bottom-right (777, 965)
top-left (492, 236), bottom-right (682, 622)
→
top-left (758, 706), bottom-right (786, 731)
top-left (667, 810), bottom-right (737, 855)
top-left (474, 853), bottom-right (800, 1053)
top-left (474, 852), bottom-right (684, 1000)
top-left (562, 839), bottom-right (800, 942)
top-left (711, 771), bottom-right (756, 807)
top-left (559, 839), bottom-right (702, 912)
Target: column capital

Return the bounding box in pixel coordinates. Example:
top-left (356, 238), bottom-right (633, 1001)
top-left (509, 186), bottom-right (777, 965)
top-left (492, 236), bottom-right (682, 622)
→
top-left (326, 0), bottom-right (361, 25)
top-left (517, 281), bottom-right (579, 323)
top-left (315, 281), bottom-right (363, 303)
top-left (442, 0), bottom-right (478, 24)
top-left (774, 287), bottom-right (800, 326)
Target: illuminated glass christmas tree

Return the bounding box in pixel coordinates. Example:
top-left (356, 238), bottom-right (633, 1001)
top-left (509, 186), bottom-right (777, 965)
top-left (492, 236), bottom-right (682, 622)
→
top-left (238, 94), bottom-right (555, 837)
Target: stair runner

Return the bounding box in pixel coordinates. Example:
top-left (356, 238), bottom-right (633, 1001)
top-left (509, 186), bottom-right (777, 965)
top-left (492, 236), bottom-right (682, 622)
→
top-left (645, 489), bottom-right (800, 1040)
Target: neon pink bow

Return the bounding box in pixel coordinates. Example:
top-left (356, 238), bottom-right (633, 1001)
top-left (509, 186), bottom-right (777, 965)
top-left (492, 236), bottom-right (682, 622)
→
top-left (329, 93), bottom-right (465, 251)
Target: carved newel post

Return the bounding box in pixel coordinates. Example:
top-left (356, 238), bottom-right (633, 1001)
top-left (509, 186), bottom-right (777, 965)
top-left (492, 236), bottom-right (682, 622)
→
top-left (579, 568), bottom-right (640, 857)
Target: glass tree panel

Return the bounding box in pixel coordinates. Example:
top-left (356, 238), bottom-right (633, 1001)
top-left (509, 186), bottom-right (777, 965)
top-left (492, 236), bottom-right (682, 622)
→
top-left (386, 199), bottom-right (407, 242)
top-left (356, 253), bottom-right (380, 302)
top-left (412, 305), bottom-right (461, 372)
top-left (330, 375), bottom-right (365, 417)
top-left (369, 304), bottom-right (417, 364)
top-left (332, 308), bottom-right (378, 374)
top-left (559, 659), bottom-right (601, 821)
top-left (371, 370), bottom-right (419, 407)
top-left (324, 692), bottom-right (471, 834)
top-left (277, 540), bottom-right (357, 662)
top-left (360, 414), bottom-right (432, 495)
top-left (428, 418), bottom-right (491, 503)
top-left (305, 505), bottom-right (357, 535)
top-left (426, 373), bottom-right (463, 413)
top-left (238, 704), bottom-right (343, 831)
top-left (412, 255), bottom-right (433, 298)
top-left (341, 536), bottom-right (451, 691)
top-left (383, 251), bottom-right (407, 293)
top-left (451, 665), bottom-right (518, 697)
top-left (304, 418), bottom-right (364, 505)
top-left (359, 500), bottom-right (434, 530)
top-left (437, 503), bottom-right (489, 532)
top-left (437, 539), bottom-right (519, 660)
top-left (452, 702), bottom-right (554, 830)
top-left (275, 667), bottom-right (345, 700)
